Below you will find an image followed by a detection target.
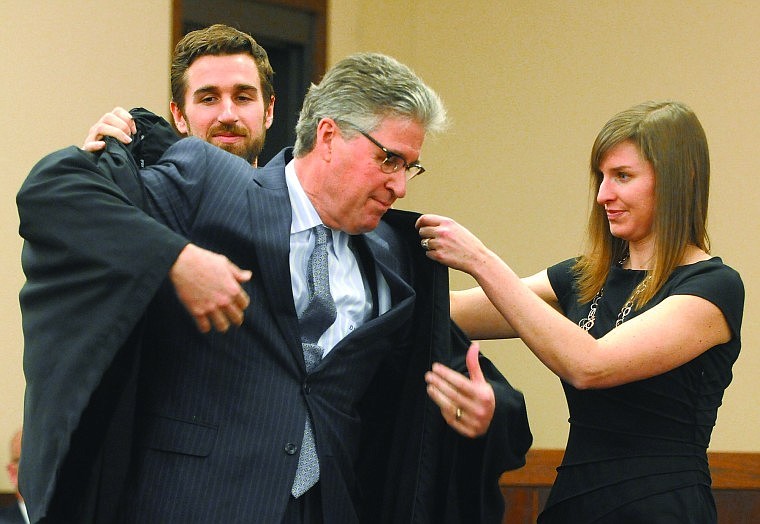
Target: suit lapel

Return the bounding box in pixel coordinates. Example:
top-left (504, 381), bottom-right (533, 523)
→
top-left (246, 150), bottom-right (302, 354)
top-left (341, 233), bottom-right (416, 341)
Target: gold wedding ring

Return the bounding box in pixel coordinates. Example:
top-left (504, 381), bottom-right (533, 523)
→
top-left (455, 407), bottom-right (463, 421)
top-left (421, 238), bottom-right (430, 250)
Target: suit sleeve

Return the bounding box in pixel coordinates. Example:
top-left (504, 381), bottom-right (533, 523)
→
top-left (135, 138), bottom-right (253, 238)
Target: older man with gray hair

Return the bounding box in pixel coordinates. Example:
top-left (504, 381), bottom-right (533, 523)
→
top-left (19, 52), bottom-right (531, 524)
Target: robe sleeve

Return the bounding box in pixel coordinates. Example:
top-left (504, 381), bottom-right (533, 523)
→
top-left (16, 143), bottom-right (187, 522)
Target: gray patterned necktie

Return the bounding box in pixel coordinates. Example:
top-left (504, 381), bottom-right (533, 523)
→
top-left (292, 225), bottom-right (336, 498)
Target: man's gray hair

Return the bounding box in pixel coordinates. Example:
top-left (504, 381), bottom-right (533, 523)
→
top-left (293, 52), bottom-right (448, 156)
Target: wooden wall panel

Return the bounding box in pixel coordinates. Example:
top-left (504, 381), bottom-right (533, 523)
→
top-left (0, 492), bottom-right (15, 509)
top-left (500, 449), bottom-right (760, 523)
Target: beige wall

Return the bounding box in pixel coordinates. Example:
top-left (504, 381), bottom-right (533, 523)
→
top-left (328, 0), bottom-right (760, 452)
top-left (0, 0), bottom-right (757, 492)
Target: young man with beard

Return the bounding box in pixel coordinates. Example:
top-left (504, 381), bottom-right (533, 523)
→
top-left (83, 23), bottom-right (274, 166)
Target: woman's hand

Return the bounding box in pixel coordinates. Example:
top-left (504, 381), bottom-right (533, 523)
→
top-left (415, 214), bottom-right (491, 275)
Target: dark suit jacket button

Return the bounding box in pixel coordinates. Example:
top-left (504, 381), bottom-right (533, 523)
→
top-left (303, 383), bottom-right (311, 394)
top-left (285, 443), bottom-right (297, 455)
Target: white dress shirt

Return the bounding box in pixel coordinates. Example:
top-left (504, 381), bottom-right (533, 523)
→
top-left (286, 160), bottom-right (389, 358)
top-left (19, 501), bottom-right (29, 524)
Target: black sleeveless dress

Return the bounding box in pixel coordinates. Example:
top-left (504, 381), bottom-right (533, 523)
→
top-left (539, 258), bottom-right (744, 523)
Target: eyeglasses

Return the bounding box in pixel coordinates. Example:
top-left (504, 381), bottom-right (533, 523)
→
top-left (356, 130), bottom-right (425, 180)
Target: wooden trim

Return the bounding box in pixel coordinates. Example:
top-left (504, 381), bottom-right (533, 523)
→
top-left (500, 449), bottom-right (760, 490)
top-left (171, 0), bottom-right (326, 83)
top-left (171, 0), bottom-right (183, 56)
top-left (0, 492), bottom-right (15, 507)
top-left (710, 452), bottom-right (760, 490)
top-left (500, 449), bottom-right (562, 487)
top-left (258, 0), bottom-right (326, 82)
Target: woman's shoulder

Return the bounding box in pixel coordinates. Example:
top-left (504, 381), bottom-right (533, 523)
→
top-left (669, 256), bottom-right (744, 331)
top-left (546, 257), bottom-right (580, 302)
top-left (547, 257), bottom-right (579, 276)
top-left (673, 256), bottom-right (743, 289)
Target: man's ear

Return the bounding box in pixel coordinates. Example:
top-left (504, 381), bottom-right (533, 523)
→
top-left (315, 118), bottom-right (339, 160)
top-left (170, 101), bottom-right (189, 135)
top-left (264, 95), bottom-right (275, 129)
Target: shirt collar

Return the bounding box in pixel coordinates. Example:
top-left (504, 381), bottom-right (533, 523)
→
top-left (285, 158), bottom-right (322, 235)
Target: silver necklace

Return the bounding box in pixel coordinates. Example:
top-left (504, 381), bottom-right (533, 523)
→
top-left (578, 273), bottom-right (652, 332)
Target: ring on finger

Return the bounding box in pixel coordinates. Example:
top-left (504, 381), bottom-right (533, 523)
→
top-left (455, 407), bottom-right (463, 421)
top-left (421, 238), bottom-right (430, 251)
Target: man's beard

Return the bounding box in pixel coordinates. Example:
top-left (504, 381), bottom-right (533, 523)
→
top-left (214, 124), bottom-right (266, 166)
top-left (187, 119), bottom-right (267, 166)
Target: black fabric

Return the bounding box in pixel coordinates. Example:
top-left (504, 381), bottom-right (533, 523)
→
top-left (17, 110), bottom-right (185, 524)
top-left (283, 487), bottom-right (324, 524)
top-left (538, 257), bottom-right (743, 523)
top-left (358, 210), bottom-right (532, 524)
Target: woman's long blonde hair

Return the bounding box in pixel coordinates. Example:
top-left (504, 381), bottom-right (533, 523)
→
top-left (574, 101), bottom-right (711, 308)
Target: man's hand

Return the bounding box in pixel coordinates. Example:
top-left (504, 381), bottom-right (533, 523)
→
top-left (169, 244), bottom-right (252, 333)
top-left (81, 107), bottom-right (136, 152)
top-left (425, 342), bottom-right (496, 438)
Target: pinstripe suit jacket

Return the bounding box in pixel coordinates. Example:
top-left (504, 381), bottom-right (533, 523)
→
top-left (19, 113), bottom-right (531, 524)
top-left (121, 138), bottom-right (419, 523)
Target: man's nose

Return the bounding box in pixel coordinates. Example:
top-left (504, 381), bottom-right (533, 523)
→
top-left (387, 171), bottom-right (407, 199)
top-left (217, 99), bottom-right (239, 123)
